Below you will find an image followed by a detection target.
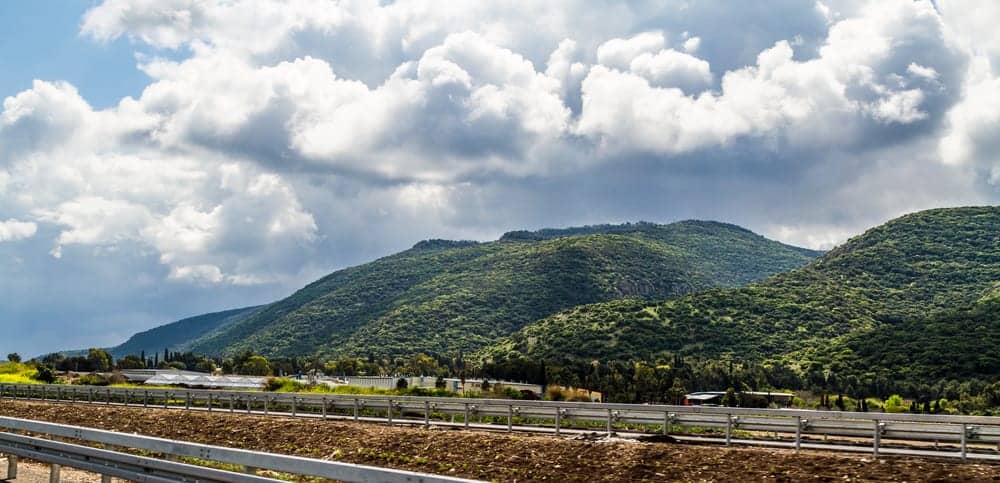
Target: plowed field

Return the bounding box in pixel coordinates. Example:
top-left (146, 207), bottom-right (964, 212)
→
top-left (1, 400), bottom-right (999, 482)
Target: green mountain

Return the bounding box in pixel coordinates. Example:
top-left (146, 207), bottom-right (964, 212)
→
top-left (482, 207), bottom-right (1000, 379)
top-left (164, 221), bottom-right (819, 358)
top-left (106, 306), bottom-right (262, 359)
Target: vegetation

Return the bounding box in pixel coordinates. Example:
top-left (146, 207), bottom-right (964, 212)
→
top-left (85, 221), bottom-right (817, 360)
top-left (479, 207), bottom-right (1000, 410)
top-left (103, 307), bottom-right (262, 359)
top-left (0, 361), bottom-right (58, 384)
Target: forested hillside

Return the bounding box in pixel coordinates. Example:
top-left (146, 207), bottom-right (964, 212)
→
top-left (480, 207), bottom-right (1000, 399)
top-left (107, 307), bottom-right (262, 359)
top-left (134, 221), bottom-right (819, 358)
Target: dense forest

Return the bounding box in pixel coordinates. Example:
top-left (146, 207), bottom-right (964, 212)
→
top-left (478, 207), bottom-right (1000, 408)
top-left (44, 207), bottom-right (1000, 413)
top-left (86, 221), bottom-right (818, 360)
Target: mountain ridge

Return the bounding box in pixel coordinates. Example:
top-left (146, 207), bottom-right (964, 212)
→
top-left (479, 206), bottom-right (1000, 396)
top-left (84, 220), bottom-right (821, 360)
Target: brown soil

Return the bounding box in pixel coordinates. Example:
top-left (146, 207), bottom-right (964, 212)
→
top-left (1, 400), bottom-right (999, 482)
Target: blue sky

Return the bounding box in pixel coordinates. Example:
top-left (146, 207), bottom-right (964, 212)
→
top-left (0, 1), bottom-right (152, 108)
top-left (1, 0), bottom-right (998, 358)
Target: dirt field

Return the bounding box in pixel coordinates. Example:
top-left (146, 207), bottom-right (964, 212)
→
top-left (1, 400), bottom-right (999, 482)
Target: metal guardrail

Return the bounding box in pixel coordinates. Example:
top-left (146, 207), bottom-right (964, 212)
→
top-left (3, 383), bottom-right (1000, 461)
top-left (0, 415), bottom-right (482, 483)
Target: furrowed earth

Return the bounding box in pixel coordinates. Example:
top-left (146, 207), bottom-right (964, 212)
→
top-left (2, 401), bottom-right (1000, 482)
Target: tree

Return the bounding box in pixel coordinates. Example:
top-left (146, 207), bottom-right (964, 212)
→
top-left (86, 348), bottom-right (112, 372)
top-left (238, 356), bottom-right (272, 376)
top-left (6, 353), bottom-right (21, 363)
top-left (723, 387), bottom-right (738, 407)
top-left (435, 375), bottom-right (446, 389)
top-left (34, 364), bottom-right (57, 384)
top-left (396, 378), bottom-right (409, 390)
top-left (195, 359), bottom-right (217, 374)
top-left (117, 355), bottom-right (144, 370)
top-left (835, 393), bottom-right (846, 411)
top-left (481, 379), bottom-right (491, 392)
top-left (668, 379), bottom-right (687, 405)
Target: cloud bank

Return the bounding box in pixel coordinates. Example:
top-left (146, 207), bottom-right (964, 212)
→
top-left (1, 0), bottom-right (998, 355)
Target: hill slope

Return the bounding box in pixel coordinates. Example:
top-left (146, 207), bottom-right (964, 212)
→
top-left (107, 306), bottom-right (262, 359)
top-left (176, 221), bottom-right (820, 358)
top-left (482, 207), bottom-right (1000, 374)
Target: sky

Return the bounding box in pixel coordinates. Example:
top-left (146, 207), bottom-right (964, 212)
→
top-left (1, 0), bottom-right (999, 358)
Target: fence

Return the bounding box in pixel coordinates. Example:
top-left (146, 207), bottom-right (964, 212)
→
top-left (0, 415), bottom-right (482, 482)
top-left (3, 383), bottom-right (1000, 461)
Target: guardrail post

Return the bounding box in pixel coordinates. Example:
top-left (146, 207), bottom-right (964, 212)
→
top-left (49, 463), bottom-right (61, 483)
top-left (292, 397), bottom-right (298, 417)
top-left (6, 454), bottom-right (17, 479)
top-left (508, 405), bottom-right (513, 432)
top-left (424, 401), bottom-right (431, 427)
top-left (795, 417), bottom-right (803, 451)
top-left (387, 399), bottom-right (393, 426)
top-left (185, 392), bottom-right (191, 410)
top-left (229, 395), bottom-right (235, 413)
top-left (101, 475), bottom-right (111, 483)
top-left (144, 390), bottom-right (149, 408)
top-left (353, 399), bottom-right (359, 422)
top-left (264, 396), bottom-right (270, 415)
top-left (873, 420), bottom-right (883, 457)
top-left (322, 397), bottom-right (328, 419)
top-left (105, 389), bottom-right (111, 406)
top-left (464, 403), bottom-right (470, 429)
top-left (725, 414), bottom-right (733, 446)
top-left (248, 396), bottom-right (253, 414)
top-left (607, 409), bottom-right (613, 436)
top-left (208, 394), bottom-right (213, 412)
top-left (961, 424), bottom-right (968, 462)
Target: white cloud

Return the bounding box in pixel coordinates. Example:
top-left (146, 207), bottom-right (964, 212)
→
top-left (939, 57), bottom-right (1000, 177)
top-left (0, 219), bottom-right (37, 242)
top-left (868, 89), bottom-right (928, 124)
top-left (628, 49), bottom-right (713, 92)
top-left (577, 0), bottom-right (963, 155)
top-left (6, 0), bottom-right (1000, 358)
top-left (596, 32), bottom-right (666, 70)
top-left (683, 36), bottom-right (701, 53)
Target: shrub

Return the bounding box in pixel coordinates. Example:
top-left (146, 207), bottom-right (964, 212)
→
top-left (884, 394), bottom-right (907, 413)
top-left (76, 373), bottom-right (111, 386)
top-left (34, 365), bottom-right (57, 384)
top-left (544, 385), bottom-right (565, 401)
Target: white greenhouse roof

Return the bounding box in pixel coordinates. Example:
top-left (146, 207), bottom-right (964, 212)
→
top-left (144, 373), bottom-right (266, 389)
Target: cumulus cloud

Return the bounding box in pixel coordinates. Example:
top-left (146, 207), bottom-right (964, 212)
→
top-left (0, 219), bottom-right (37, 242)
top-left (2, 0), bottom-right (1000, 356)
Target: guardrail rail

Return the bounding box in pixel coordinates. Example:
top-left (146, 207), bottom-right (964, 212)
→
top-left (3, 383), bottom-right (1000, 461)
top-left (0, 415), bottom-right (482, 483)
